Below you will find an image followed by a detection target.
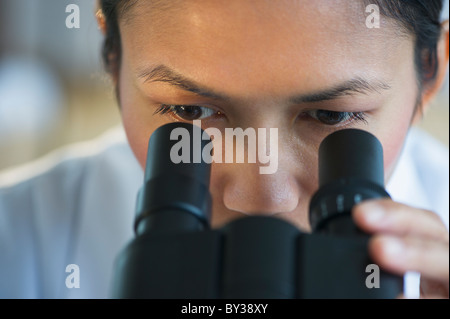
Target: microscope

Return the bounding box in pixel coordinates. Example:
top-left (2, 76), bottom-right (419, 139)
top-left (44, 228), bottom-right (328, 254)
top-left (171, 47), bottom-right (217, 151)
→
top-left (111, 123), bottom-right (403, 298)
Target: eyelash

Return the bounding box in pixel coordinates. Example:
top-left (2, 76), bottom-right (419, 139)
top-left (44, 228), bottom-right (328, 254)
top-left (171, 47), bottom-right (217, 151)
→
top-left (154, 104), bottom-right (221, 121)
top-left (302, 109), bottom-right (368, 126)
top-left (154, 104), bottom-right (368, 126)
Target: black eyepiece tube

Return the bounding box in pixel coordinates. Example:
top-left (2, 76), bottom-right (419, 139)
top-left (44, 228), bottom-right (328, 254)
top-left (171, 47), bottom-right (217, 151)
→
top-left (144, 123), bottom-right (212, 185)
top-left (309, 129), bottom-right (390, 235)
top-left (111, 123), bottom-right (217, 298)
top-left (318, 129), bottom-right (385, 188)
top-left (134, 122), bottom-right (213, 235)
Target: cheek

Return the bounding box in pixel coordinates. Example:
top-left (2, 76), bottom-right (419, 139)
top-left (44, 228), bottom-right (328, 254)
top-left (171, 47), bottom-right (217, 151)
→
top-left (378, 95), bottom-right (418, 182)
top-left (118, 67), bottom-right (157, 171)
top-left (123, 117), bottom-right (149, 171)
top-left (382, 122), bottom-right (410, 181)
top-left (379, 41), bottom-right (420, 181)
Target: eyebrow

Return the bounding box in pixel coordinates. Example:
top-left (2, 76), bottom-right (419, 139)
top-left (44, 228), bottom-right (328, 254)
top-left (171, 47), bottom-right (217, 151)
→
top-left (137, 64), bottom-right (391, 103)
top-left (138, 64), bottom-right (227, 100)
top-left (290, 77), bottom-right (391, 103)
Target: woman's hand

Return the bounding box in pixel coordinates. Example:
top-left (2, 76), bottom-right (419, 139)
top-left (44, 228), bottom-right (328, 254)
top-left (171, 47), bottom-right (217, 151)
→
top-left (353, 198), bottom-right (449, 299)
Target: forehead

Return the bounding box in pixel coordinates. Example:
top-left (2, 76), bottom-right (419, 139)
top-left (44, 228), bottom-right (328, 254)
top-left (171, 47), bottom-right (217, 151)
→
top-left (119, 0), bottom-right (412, 97)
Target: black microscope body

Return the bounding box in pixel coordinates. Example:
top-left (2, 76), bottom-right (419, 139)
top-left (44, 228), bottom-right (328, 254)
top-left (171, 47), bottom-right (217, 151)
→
top-left (111, 123), bottom-right (403, 298)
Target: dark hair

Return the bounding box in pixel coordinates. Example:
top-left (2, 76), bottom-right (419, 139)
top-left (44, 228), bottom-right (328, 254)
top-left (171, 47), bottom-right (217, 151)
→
top-left (100, 0), bottom-right (445, 95)
top-left (100, 0), bottom-right (129, 79)
top-left (363, 0), bottom-right (444, 94)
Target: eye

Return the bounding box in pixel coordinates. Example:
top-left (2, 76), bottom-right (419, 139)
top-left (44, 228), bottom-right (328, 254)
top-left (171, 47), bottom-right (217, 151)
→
top-left (305, 110), bottom-right (367, 126)
top-left (154, 104), bottom-right (220, 121)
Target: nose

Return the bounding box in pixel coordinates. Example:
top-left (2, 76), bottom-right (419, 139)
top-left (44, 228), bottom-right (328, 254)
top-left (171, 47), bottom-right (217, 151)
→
top-left (221, 163), bottom-right (299, 215)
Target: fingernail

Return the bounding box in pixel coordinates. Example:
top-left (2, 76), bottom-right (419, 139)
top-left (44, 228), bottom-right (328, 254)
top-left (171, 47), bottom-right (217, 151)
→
top-left (360, 202), bottom-right (385, 224)
top-left (382, 237), bottom-right (405, 257)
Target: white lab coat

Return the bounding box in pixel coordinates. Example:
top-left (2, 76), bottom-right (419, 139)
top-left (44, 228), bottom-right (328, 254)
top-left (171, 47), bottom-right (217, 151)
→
top-left (0, 125), bottom-right (448, 299)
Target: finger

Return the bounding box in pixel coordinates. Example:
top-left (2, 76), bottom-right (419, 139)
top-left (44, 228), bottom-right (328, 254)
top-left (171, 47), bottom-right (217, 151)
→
top-left (421, 278), bottom-right (449, 298)
top-left (397, 293), bottom-right (447, 299)
top-left (370, 234), bottom-right (449, 283)
top-left (353, 199), bottom-right (449, 243)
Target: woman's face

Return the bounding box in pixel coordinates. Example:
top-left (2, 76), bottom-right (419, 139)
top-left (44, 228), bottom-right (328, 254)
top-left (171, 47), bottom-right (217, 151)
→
top-left (117, 0), bottom-right (418, 230)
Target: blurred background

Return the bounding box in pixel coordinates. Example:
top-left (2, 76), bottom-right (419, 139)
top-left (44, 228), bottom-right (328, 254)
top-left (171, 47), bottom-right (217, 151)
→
top-left (0, 0), bottom-right (448, 172)
top-left (0, 0), bottom-right (121, 171)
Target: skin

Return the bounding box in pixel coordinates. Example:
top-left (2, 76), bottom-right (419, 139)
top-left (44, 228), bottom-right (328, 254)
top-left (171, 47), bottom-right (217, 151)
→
top-left (99, 0), bottom-right (449, 298)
